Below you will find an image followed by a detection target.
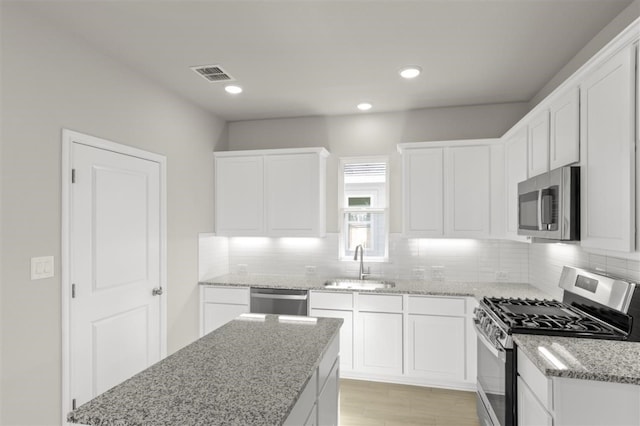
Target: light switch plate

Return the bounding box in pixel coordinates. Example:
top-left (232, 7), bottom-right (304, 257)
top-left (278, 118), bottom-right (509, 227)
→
top-left (31, 256), bottom-right (54, 280)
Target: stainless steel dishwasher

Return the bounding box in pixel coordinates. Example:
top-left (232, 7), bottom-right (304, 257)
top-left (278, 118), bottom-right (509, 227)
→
top-left (250, 288), bottom-right (309, 316)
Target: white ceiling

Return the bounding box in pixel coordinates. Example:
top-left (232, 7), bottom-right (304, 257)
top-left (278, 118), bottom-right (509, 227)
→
top-left (16, 0), bottom-right (634, 121)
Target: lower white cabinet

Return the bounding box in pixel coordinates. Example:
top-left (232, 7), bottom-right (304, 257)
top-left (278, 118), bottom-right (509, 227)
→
top-left (518, 348), bottom-right (640, 426)
top-left (517, 376), bottom-right (552, 426)
top-left (310, 290), bottom-right (476, 390)
top-left (407, 314), bottom-right (465, 381)
top-left (200, 286), bottom-right (250, 336)
top-left (284, 334), bottom-right (340, 426)
top-left (356, 311), bottom-right (403, 375)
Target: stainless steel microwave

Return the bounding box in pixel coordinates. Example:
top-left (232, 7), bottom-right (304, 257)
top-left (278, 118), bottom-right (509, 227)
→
top-left (517, 166), bottom-right (580, 241)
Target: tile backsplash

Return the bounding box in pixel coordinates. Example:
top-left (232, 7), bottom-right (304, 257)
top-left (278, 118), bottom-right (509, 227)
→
top-left (199, 233), bottom-right (639, 299)
top-left (199, 233), bottom-right (530, 284)
top-left (529, 242), bottom-right (640, 299)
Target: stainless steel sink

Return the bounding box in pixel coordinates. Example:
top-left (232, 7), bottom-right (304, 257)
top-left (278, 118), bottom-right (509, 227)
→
top-left (323, 279), bottom-right (395, 290)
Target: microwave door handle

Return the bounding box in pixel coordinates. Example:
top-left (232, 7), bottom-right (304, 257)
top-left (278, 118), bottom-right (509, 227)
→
top-left (537, 190), bottom-right (543, 231)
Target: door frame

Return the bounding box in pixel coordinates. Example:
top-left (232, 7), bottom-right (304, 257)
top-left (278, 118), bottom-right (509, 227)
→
top-left (61, 129), bottom-right (167, 424)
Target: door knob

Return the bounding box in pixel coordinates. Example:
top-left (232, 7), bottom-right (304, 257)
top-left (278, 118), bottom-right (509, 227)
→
top-left (152, 287), bottom-right (163, 296)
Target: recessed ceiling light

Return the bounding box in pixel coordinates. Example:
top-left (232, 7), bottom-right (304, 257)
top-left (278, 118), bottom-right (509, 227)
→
top-left (225, 85), bottom-right (243, 94)
top-left (399, 66), bottom-right (422, 79)
top-left (357, 102), bottom-right (372, 111)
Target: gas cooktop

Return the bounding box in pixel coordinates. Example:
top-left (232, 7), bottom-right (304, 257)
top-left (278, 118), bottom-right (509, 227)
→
top-left (482, 297), bottom-right (625, 340)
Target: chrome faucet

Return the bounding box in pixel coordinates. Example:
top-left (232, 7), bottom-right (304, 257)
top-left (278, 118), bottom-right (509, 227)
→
top-left (353, 244), bottom-right (369, 280)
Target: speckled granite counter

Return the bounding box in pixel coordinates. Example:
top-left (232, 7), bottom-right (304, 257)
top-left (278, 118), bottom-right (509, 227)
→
top-left (68, 315), bottom-right (342, 426)
top-left (199, 274), bottom-right (552, 300)
top-left (514, 334), bottom-right (640, 385)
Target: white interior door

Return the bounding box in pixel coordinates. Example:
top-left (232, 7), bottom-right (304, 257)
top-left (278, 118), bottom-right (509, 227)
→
top-left (69, 141), bottom-right (163, 407)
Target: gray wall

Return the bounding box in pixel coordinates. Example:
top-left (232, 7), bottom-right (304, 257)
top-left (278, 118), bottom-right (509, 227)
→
top-left (530, 0), bottom-right (640, 108)
top-left (227, 102), bottom-right (529, 233)
top-left (0, 5), bottom-right (226, 424)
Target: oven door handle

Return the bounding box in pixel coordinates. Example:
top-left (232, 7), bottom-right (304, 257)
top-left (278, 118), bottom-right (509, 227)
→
top-left (473, 320), bottom-right (506, 362)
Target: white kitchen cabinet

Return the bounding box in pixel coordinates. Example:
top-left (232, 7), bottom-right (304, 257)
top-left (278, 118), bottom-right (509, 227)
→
top-left (580, 44), bottom-right (636, 252)
top-left (527, 110), bottom-right (550, 177)
top-left (407, 314), bottom-right (465, 381)
top-left (504, 127), bottom-right (528, 241)
top-left (356, 311), bottom-right (403, 375)
top-left (399, 140), bottom-right (496, 238)
top-left (316, 358), bottom-right (339, 426)
top-left (517, 347), bottom-right (640, 426)
top-left (310, 291), bottom-right (354, 372)
top-left (214, 147), bottom-right (329, 237)
top-left (265, 152), bottom-right (327, 237)
top-left (407, 296), bottom-right (474, 385)
top-left (447, 145), bottom-right (491, 237)
top-left (401, 147), bottom-right (444, 236)
top-left (310, 308), bottom-right (353, 371)
top-left (517, 376), bottom-right (552, 426)
top-left (200, 286), bottom-right (250, 336)
top-left (549, 86), bottom-right (580, 169)
top-left (214, 155), bottom-right (264, 236)
top-left (355, 293), bottom-right (403, 376)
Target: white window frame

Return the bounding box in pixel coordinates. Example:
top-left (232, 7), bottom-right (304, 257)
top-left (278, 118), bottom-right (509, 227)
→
top-left (338, 156), bottom-right (389, 262)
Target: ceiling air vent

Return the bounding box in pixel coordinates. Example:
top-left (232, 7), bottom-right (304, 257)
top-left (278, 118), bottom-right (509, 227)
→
top-left (190, 65), bottom-right (235, 83)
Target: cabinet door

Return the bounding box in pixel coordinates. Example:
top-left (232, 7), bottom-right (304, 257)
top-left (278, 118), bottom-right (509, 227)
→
top-left (527, 110), bottom-right (550, 177)
top-left (265, 153), bottom-right (325, 236)
top-left (402, 148), bottom-right (444, 237)
top-left (504, 128), bottom-right (528, 239)
top-left (407, 314), bottom-right (465, 381)
top-left (202, 303), bottom-right (249, 335)
top-left (550, 87), bottom-right (580, 169)
top-left (580, 45), bottom-right (636, 252)
top-left (517, 377), bottom-right (553, 426)
top-left (310, 308), bottom-right (353, 371)
top-left (317, 359), bottom-right (339, 426)
top-left (215, 156), bottom-right (264, 235)
top-left (356, 312), bottom-right (403, 375)
top-left (447, 145), bottom-right (490, 237)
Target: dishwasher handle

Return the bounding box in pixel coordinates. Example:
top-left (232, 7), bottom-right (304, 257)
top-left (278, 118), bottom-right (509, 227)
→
top-left (251, 293), bottom-right (308, 301)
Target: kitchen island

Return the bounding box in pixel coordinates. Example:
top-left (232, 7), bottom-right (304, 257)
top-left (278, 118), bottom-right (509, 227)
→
top-left (68, 314), bottom-right (342, 426)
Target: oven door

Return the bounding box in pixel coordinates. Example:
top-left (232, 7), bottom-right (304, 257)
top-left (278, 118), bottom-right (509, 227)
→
top-left (475, 326), bottom-right (515, 426)
top-left (517, 189), bottom-right (541, 233)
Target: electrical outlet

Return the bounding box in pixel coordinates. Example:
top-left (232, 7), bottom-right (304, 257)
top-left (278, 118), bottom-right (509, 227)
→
top-left (431, 266), bottom-right (445, 281)
top-left (495, 270), bottom-right (509, 281)
top-left (412, 267), bottom-right (425, 280)
top-left (237, 264), bottom-right (248, 275)
top-left (305, 265), bottom-right (317, 276)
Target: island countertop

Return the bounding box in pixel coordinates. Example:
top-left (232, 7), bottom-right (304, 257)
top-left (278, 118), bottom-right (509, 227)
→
top-left (68, 315), bottom-right (343, 426)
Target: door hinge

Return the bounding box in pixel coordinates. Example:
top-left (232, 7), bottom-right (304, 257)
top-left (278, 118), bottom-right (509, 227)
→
top-left (71, 169), bottom-right (76, 183)
top-left (72, 398), bottom-right (77, 410)
top-left (72, 283), bottom-right (76, 298)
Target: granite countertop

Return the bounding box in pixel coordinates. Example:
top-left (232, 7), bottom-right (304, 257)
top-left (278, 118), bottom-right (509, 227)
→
top-left (68, 315), bottom-right (342, 426)
top-left (199, 273), bottom-right (552, 300)
top-left (514, 334), bottom-right (640, 385)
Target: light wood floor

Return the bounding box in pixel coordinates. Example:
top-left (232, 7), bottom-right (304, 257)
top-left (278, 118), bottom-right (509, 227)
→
top-left (339, 379), bottom-right (481, 426)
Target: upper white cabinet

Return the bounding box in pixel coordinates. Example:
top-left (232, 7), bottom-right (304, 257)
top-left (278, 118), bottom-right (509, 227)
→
top-left (215, 155), bottom-right (264, 236)
top-left (527, 110), bottom-right (550, 177)
top-left (504, 127), bottom-right (528, 241)
top-left (580, 44), bottom-right (636, 252)
top-left (214, 147), bottom-right (329, 237)
top-left (399, 140), bottom-right (497, 238)
top-left (549, 86), bottom-right (580, 169)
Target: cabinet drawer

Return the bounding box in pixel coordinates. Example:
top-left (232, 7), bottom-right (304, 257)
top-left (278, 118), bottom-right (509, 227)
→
top-left (517, 348), bottom-right (552, 411)
top-left (310, 291), bottom-right (353, 310)
top-left (408, 296), bottom-right (465, 316)
top-left (202, 286), bottom-right (250, 305)
top-left (318, 334), bottom-right (339, 392)
top-left (358, 293), bottom-right (403, 313)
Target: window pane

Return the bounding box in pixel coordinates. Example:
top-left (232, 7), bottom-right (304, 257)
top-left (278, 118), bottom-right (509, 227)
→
top-left (343, 211), bottom-right (386, 258)
top-left (348, 197), bottom-right (371, 207)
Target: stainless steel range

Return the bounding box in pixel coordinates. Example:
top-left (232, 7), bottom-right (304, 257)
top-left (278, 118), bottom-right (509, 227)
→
top-left (474, 266), bottom-right (640, 426)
